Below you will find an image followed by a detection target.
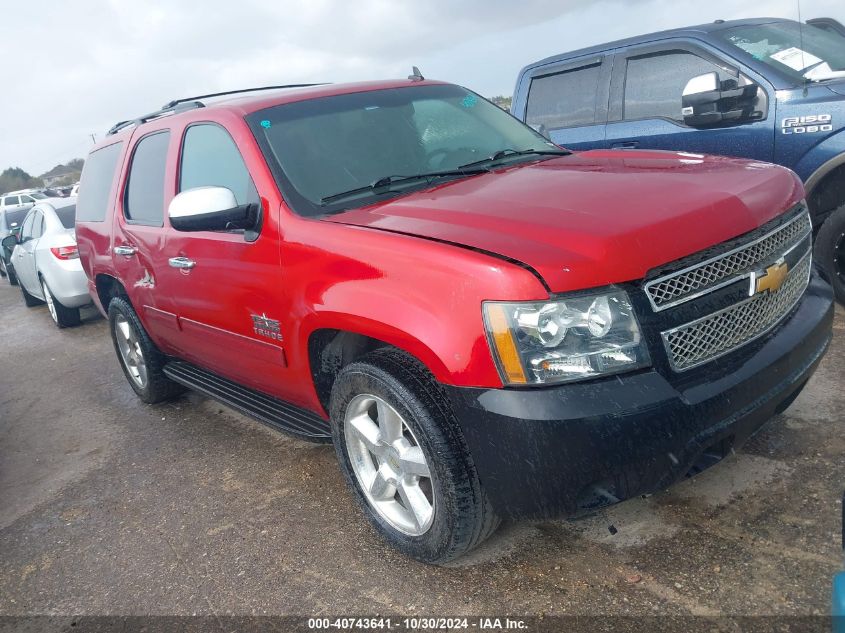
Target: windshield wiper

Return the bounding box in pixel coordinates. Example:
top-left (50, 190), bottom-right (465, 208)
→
top-left (320, 168), bottom-right (489, 206)
top-left (458, 147), bottom-right (571, 170)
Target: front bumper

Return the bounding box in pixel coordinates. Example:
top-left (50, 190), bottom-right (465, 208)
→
top-left (446, 272), bottom-right (834, 519)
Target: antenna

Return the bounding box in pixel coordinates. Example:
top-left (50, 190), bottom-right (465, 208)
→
top-left (408, 66), bottom-right (425, 82)
top-left (797, 0), bottom-right (808, 93)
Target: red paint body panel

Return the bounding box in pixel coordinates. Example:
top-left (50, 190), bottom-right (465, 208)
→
top-left (330, 150), bottom-right (805, 293)
top-left (75, 81), bottom-right (807, 420)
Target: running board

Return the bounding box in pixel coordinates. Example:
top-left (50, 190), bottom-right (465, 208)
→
top-left (163, 361), bottom-right (331, 442)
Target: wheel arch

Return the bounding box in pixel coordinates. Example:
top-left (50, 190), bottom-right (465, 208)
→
top-left (806, 158), bottom-right (845, 230)
top-left (306, 322), bottom-right (454, 415)
top-left (94, 273), bottom-right (129, 313)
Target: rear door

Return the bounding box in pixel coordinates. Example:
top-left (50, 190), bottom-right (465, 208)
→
top-left (111, 127), bottom-right (179, 351)
top-left (155, 121), bottom-right (287, 396)
top-left (605, 41), bottom-right (775, 158)
top-left (519, 55), bottom-right (611, 150)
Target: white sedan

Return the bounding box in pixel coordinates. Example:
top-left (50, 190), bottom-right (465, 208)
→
top-left (6, 198), bottom-right (91, 327)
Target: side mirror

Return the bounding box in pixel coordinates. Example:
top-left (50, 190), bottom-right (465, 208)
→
top-left (168, 186), bottom-right (256, 232)
top-left (2, 234), bottom-right (18, 253)
top-left (681, 72), bottom-right (762, 127)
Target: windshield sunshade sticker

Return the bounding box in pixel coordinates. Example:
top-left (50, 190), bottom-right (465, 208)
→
top-left (461, 94), bottom-right (478, 108)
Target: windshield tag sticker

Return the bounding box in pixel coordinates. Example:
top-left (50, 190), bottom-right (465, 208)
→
top-left (260, 119), bottom-right (272, 129)
top-left (461, 94), bottom-right (478, 108)
top-left (781, 114), bottom-right (832, 135)
top-left (770, 47), bottom-right (823, 72)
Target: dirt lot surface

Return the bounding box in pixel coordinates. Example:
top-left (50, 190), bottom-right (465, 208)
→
top-left (0, 281), bottom-right (843, 625)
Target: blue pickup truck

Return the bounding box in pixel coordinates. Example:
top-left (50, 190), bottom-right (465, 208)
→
top-left (512, 17), bottom-right (845, 303)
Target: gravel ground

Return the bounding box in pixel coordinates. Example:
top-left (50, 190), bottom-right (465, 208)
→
top-left (0, 280), bottom-right (843, 625)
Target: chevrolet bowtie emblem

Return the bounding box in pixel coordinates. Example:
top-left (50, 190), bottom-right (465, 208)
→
top-left (751, 261), bottom-right (789, 296)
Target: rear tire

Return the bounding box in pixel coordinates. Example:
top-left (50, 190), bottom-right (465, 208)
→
top-left (329, 347), bottom-right (499, 564)
top-left (815, 206), bottom-right (845, 305)
top-left (108, 296), bottom-right (184, 404)
top-left (20, 281), bottom-right (43, 307)
top-left (41, 278), bottom-right (81, 328)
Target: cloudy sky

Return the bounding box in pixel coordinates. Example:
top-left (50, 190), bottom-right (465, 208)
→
top-left (2, 0), bottom-right (842, 176)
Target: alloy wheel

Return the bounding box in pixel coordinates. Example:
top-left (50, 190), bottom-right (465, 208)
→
top-left (41, 280), bottom-right (57, 324)
top-left (344, 394), bottom-right (435, 536)
top-left (114, 313), bottom-right (148, 388)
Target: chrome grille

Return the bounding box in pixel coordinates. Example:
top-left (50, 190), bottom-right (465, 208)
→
top-left (662, 252), bottom-right (812, 371)
top-left (645, 210), bottom-right (811, 311)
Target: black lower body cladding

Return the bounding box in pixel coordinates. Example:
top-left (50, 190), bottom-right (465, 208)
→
top-left (445, 272), bottom-right (835, 520)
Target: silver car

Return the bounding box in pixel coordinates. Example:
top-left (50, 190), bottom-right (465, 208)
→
top-left (8, 199), bottom-right (90, 327)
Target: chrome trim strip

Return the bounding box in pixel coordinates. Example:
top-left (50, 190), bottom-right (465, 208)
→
top-left (644, 208), bottom-right (810, 312)
top-left (660, 248), bottom-right (812, 372)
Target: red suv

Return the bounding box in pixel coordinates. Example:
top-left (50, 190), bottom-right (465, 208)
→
top-left (76, 78), bottom-right (834, 564)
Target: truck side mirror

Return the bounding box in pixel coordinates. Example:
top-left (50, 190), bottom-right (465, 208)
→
top-left (681, 72), bottom-right (762, 127)
top-left (168, 186), bottom-right (257, 233)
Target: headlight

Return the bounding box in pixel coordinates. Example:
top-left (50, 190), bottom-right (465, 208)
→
top-left (483, 289), bottom-right (650, 385)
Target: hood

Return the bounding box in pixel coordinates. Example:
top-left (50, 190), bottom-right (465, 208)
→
top-left (824, 79), bottom-right (845, 96)
top-left (328, 150), bottom-right (803, 293)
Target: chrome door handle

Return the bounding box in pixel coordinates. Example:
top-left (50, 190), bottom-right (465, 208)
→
top-left (168, 256), bottom-right (196, 270)
top-left (114, 245), bottom-right (137, 257)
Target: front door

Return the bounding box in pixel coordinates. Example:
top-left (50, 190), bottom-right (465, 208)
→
top-left (155, 122), bottom-right (287, 398)
top-left (13, 209), bottom-right (43, 294)
top-left (605, 43), bottom-right (776, 160)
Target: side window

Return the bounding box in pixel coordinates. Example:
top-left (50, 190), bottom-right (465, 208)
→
top-left (623, 51), bottom-right (729, 122)
top-left (21, 195), bottom-right (35, 204)
top-left (179, 124), bottom-right (258, 205)
top-left (6, 196), bottom-right (20, 206)
top-left (525, 62), bottom-right (601, 132)
top-left (125, 131), bottom-right (170, 225)
top-left (77, 142), bottom-right (124, 222)
top-left (20, 212), bottom-right (35, 240)
top-left (31, 211), bottom-right (44, 238)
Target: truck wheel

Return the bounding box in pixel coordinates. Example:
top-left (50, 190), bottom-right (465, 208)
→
top-left (108, 296), bottom-right (184, 404)
top-left (815, 206), bottom-right (845, 305)
top-left (329, 347), bottom-right (499, 564)
top-left (41, 278), bottom-right (81, 328)
top-left (20, 282), bottom-right (44, 307)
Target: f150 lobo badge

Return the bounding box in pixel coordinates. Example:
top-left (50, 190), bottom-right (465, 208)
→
top-left (781, 114), bottom-right (832, 134)
top-left (251, 313), bottom-right (283, 341)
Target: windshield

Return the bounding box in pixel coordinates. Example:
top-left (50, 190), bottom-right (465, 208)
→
top-left (30, 192), bottom-right (49, 199)
top-left (247, 84), bottom-right (556, 216)
top-left (717, 21), bottom-right (845, 83)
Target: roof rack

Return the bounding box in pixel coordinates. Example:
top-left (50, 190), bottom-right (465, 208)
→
top-left (106, 83), bottom-right (326, 136)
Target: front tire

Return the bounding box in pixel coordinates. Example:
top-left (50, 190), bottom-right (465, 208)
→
top-left (815, 206), bottom-right (845, 305)
top-left (6, 263), bottom-right (18, 286)
top-left (41, 278), bottom-right (81, 328)
top-left (329, 348), bottom-right (499, 564)
top-left (108, 296), bottom-right (184, 404)
top-left (20, 281), bottom-right (43, 307)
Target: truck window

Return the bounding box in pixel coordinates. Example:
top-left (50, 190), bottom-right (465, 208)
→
top-left (179, 124), bottom-right (258, 206)
top-left (124, 131), bottom-right (170, 226)
top-left (525, 63), bottom-right (601, 131)
top-left (624, 51), bottom-right (729, 122)
top-left (77, 142), bottom-right (123, 222)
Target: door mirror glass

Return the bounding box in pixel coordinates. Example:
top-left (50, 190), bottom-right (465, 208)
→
top-left (168, 186), bottom-right (257, 232)
top-left (681, 72), bottom-right (763, 127)
top-left (1, 234), bottom-right (18, 252)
